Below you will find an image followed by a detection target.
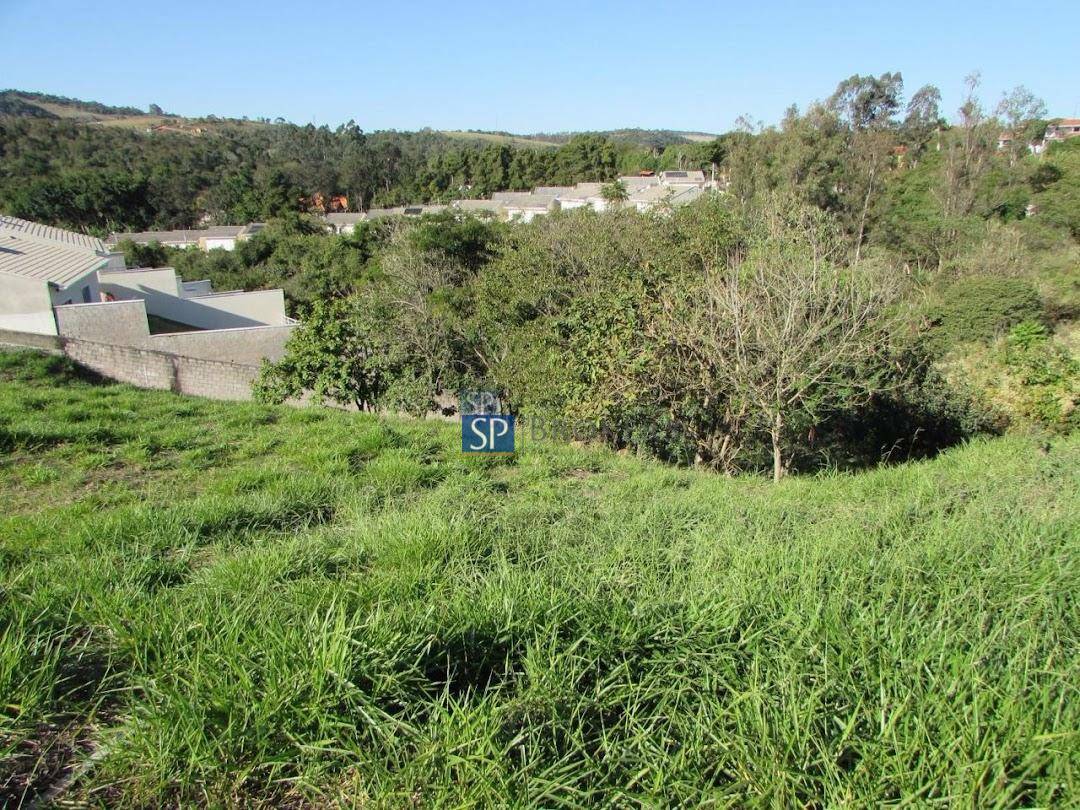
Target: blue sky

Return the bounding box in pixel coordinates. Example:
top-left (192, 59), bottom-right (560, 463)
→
top-left (2, 1), bottom-right (1076, 134)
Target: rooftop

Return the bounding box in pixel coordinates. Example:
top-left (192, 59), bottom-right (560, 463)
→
top-left (0, 216), bottom-right (110, 286)
top-left (0, 215), bottom-right (105, 253)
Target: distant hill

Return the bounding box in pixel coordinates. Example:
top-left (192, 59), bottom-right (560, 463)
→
top-left (525, 128), bottom-right (721, 149)
top-left (1, 90), bottom-right (719, 147)
top-left (0, 90), bottom-right (149, 119)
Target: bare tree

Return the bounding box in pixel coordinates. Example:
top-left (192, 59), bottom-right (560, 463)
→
top-left (655, 199), bottom-right (898, 480)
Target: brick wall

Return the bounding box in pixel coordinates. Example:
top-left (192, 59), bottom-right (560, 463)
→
top-left (0, 328), bottom-right (261, 401)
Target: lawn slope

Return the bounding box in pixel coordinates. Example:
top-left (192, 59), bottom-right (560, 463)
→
top-left (0, 351), bottom-right (1077, 806)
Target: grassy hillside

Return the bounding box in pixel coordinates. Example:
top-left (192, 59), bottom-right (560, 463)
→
top-left (0, 350), bottom-right (1077, 806)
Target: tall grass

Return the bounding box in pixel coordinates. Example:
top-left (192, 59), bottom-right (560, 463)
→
top-left (0, 350), bottom-right (1077, 806)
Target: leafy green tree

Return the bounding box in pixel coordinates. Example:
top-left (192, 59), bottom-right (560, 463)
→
top-left (600, 179), bottom-right (628, 205)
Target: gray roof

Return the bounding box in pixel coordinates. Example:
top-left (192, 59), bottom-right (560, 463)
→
top-left (0, 215), bottom-right (105, 253)
top-left (0, 216), bottom-right (110, 286)
top-left (659, 170), bottom-right (707, 185)
top-left (324, 212), bottom-right (368, 225)
top-left (452, 199), bottom-right (505, 212)
top-left (106, 225), bottom-right (248, 246)
top-left (557, 183), bottom-right (605, 201)
top-left (617, 175), bottom-right (661, 191)
top-left (364, 207), bottom-right (406, 220)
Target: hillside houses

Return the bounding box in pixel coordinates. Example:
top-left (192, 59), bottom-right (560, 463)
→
top-left (319, 170), bottom-right (714, 231)
top-left (106, 223), bottom-right (265, 252)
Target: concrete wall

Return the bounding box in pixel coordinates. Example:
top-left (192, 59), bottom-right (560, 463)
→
top-left (184, 289), bottom-right (289, 327)
top-left (54, 299), bottom-right (150, 344)
top-left (55, 299), bottom-right (295, 364)
top-left (0, 327), bottom-right (62, 352)
top-left (0, 272), bottom-right (57, 335)
top-left (0, 327), bottom-right (262, 401)
top-left (99, 268), bottom-right (287, 330)
top-left (148, 324), bottom-right (295, 364)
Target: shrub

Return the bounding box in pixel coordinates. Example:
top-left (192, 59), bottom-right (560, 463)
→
top-left (923, 276), bottom-right (1045, 355)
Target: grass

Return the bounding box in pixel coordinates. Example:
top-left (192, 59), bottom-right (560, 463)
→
top-left (0, 349), bottom-right (1077, 807)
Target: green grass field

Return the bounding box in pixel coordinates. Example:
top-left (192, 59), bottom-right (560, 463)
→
top-left (1, 350), bottom-right (1077, 807)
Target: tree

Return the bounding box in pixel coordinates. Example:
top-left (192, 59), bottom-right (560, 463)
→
top-left (254, 296), bottom-right (397, 411)
top-left (600, 179), bottom-right (628, 206)
top-left (828, 72), bottom-right (904, 130)
top-left (656, 198), bottom-right (898, 481)
top-left (995, 85), bottom-right (1048, 162)
top-left (903, 84), bottom-right (942, 146)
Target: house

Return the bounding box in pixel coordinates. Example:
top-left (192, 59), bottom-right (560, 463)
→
top-left (0, 215), bottom-right (125, 334)
top-left (2, 217), bottom-right (295, 354)
top-left (554, 183), bottom-right (605, 211)
top-left (1045, 119), bottom-right (1080, 144)
top-left (499, 193), bottom-right (560, 222)
top-left (626, 184), bottom-right (705, 213)
top-left (323, 212), bottom-right (367, 235)
top-left (106, 223), bottom-right (264, 252)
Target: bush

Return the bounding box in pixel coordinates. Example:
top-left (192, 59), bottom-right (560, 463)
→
top-left (923, 276), bottom-right (1045, 355)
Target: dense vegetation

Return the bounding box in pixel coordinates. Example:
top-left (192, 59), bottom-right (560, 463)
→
top-left (1, 351), bottom-right (1077, 806)
top-left (42, 73), bottom-right (1076, 478)
top-left (0, 95), bottom-right (719, 234)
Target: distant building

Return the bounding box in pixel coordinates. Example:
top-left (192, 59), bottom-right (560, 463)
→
top-left (106, 223), bottom-right (264, 252)
top-left (500, 193), bottom-right (560, 223)
top-left (1045, 118), bottom-right (1080, 144)
top-left (323, 212), bottom-right (367, 235)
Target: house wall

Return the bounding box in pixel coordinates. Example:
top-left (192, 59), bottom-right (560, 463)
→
top-left (99, 268), bottom-right (286, 329)
top-left (54, 299), bottom-right (150, 344)
top-left (200, 237), bottom-right (236, 251)
top-left (0, 272), bottom-right (57, 335)
top-left (182, 289), bottom-right (288, 327)
top-left (148, 324), bottom-right (295, 364)
top-left (49, 269), bottom-right (102, 308)
top-left (54, 299), bottom-right (294, 364)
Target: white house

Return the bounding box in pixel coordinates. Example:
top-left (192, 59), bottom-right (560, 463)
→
top-left (554, 183), bottom-right (606, 211)
top-left (323, 212), bottom-right (368, 235)
top-left (0, 216), bottom-right (125, 334)
top-left (499, 193), bottom-right (560, 222)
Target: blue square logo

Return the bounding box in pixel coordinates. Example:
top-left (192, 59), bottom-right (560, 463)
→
top-left (462, 414), bottom-right (515, 453)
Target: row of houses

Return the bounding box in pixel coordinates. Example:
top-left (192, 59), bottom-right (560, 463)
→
top-left (105, 222), bottom-right (265, 251)
top-left (324, 169), bottom-right (713, 234)
top-left (998, 117), bottom-right (1080, 155)
top-left (0, 216), bottom-right (294, 365)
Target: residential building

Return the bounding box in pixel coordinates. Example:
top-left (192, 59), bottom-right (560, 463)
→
top-left (0, 215), bottom-right (125, 334)
top-left (2, 216), bottom-right (296, 370)
top-left (106, 223), bottom-right (264, 252)
top-left (500, 193), bottom-right (560, 222)
top-left (1045, 119), bottom-right (1080, 144)
top-left (324, 212), bottom-right (367, 235)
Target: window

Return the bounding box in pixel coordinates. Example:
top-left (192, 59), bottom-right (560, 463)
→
top-left (82, 286), bottom-right (92, 303)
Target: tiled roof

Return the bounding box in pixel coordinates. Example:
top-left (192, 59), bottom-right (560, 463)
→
top-left (0, 238), bottom-right (108, 286)
top-left (0, 215), bottom-right (105, 252)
